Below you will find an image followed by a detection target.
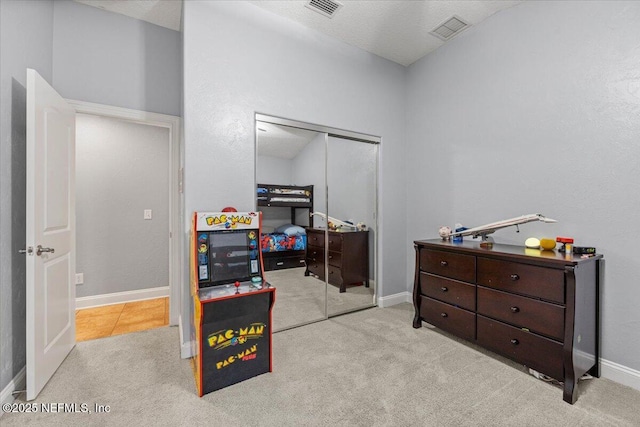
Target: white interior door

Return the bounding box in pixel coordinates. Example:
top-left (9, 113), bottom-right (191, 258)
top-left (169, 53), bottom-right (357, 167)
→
top-left (25, 68), bottom-right (76, 400)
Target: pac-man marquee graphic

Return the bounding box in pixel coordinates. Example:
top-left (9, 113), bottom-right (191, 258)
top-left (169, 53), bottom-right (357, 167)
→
top-left (197, 212), bottom-right (258, 230)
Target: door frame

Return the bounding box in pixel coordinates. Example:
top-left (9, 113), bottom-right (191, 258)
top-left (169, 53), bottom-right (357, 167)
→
top-left (67, 100), bottom-right (183, 325)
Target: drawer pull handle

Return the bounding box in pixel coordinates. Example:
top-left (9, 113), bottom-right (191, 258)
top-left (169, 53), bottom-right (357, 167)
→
top-left (510, 306), bottom-right (520, 313)
top-left (441, 287), bottom-right (448, 292)
top-left (276, 262), bottom-right (284, 266)
top-left (440, 261), bottom-right (448, 266)
top-left (440, 312), bottom-right (448, 318)
top-left (510, 274), bottom-right (520, 281)
top-left (510, 339), bottom-right (519, 345)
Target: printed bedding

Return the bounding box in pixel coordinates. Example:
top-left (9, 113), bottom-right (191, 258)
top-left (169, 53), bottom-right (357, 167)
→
top-left (261, 233), bottom-right (307, 253)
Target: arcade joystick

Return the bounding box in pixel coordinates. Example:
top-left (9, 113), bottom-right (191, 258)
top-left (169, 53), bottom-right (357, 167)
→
top-left (234, 280), bottom-right (240, 294)
top-left (556, 236), bottom-right (574, 253)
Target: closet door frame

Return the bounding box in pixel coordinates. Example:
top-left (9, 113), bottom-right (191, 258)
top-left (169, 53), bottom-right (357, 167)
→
top-left (256, 114), bottom-right (380, 144)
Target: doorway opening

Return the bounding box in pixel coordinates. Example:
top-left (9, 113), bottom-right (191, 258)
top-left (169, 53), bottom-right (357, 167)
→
top-left (68, 101), bottom-right (182, 341)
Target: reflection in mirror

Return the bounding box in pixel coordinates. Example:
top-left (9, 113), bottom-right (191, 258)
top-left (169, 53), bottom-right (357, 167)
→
top-left (256, 121), bottom-right (327, 331)
top-left (326, 136), bottom-right (377, 316)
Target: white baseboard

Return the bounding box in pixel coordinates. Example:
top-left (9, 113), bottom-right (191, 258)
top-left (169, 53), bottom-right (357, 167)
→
top-left (75, 286), bottom-right (170, 309)
top-left (181, 341), bottom-right (194, 359)
top-left (1, 366), bottom-right (25, 414)
top-left (377, 291), bottom-right (412, 308)
top-left (179, 315), bottom-right (194, 359)
top-left (601, 358), bottom-right (640, 392)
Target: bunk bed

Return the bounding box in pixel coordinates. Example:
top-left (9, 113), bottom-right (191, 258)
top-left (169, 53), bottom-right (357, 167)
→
top-left (257, 183), bottom-right (313, 271)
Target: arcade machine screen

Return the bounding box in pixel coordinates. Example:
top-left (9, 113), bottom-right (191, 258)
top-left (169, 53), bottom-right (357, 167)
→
top-left (198, 229), bottom-right (260, 288)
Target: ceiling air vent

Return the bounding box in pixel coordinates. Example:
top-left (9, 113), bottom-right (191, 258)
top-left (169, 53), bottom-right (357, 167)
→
top-left (305, 0), bottom-right (343, 19)
top-left (430, 15), bottom-right (470, 41)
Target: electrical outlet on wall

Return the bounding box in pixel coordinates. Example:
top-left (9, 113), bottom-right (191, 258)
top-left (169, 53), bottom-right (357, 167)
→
top-left (75, 273), bottom-right (84, 285)
top-left (144, 209), bottom-right (152, 220)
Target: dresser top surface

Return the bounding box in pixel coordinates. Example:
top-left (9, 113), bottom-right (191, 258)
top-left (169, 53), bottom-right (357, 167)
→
top-left (415, 239), bottom-right (602, 267)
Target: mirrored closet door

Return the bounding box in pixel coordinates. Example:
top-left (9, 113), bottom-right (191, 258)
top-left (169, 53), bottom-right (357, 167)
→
top-left (326, 136), bottom-right (377, 316)
top-left (256, 121), bottom-right (327, 331)
top-left (255, 114), bottom-right (379, 332)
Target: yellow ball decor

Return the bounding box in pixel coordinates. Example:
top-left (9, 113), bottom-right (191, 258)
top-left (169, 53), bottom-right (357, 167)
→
top-left (525, 237), bottom-right (540, 249)
top-left (540, 238), bottom-right (556, 250)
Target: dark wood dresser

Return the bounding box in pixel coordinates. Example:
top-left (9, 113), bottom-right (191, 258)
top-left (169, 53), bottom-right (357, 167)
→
top-left (413, 239), bottom-right (602, 404)
top-left (305, 228), bottom-right (369, 293)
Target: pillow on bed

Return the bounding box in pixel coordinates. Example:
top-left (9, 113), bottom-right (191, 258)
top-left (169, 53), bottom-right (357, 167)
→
top-left (274, 224), bottom-right (306, 236)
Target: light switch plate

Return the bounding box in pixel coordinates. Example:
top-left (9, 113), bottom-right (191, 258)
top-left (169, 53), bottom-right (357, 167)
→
top-left (144, 209), bottom-right (152, 220)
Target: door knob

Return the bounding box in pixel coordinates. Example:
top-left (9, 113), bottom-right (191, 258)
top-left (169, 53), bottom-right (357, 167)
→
top-left (36, 245), bottom-right (55, 256)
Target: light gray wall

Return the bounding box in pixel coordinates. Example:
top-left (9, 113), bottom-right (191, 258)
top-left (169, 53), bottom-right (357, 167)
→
top-left (256, 155), bottom-right (293, 185)
top-left (52, 0), bottom-right (181, 116)
top-left (183, 0), bottom-right (407, 345)
top-left (292, 133), bottom-right (327, 226)
top-left (75, 114), bottom-right (170, 298)
top-left (0, 0), bottom-right (54, 395)
top-left (327, 137), bottom-right (377, 230)
top-left (406, 1), bottom-right (640, 371)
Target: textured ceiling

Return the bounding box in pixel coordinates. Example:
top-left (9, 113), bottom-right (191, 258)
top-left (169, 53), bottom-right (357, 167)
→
top-left (74, 0), bottom-right (523, 66)
top-left (250, 0), bottom-right (523, 66)
top-left (74, 0), bottom-right (182, 31)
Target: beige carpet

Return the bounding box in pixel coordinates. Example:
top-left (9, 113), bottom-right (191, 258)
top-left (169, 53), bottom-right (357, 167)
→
top-left (266, 267), bottom-right (374, 331)
top-left (3, 304), bottom-right (640, 426)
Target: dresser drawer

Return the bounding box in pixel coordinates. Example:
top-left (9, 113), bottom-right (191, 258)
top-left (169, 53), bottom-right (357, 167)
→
top-left (420, 272), bottom-right (476, 311)
top-left (327, 250), bottom-right (341, 268)
top-left (420, 249), bottom-right (476, 283)
top-left (307, 231), bottom-right (325, 248)
top-left (477, 315), bottom-right (563, 381)
top-left (306, 245), bottom-right (323, 262)
top-left (477, 286), bottom-right (565, 341)
top-left (327, 235), bottom-right (343, 252)
top-left (327, 265), bottom-right (343, 286)
top-left (477, 257), bottom-right (564, 304)
top-left (420, 296), bottom-right (475, 341)
top-left (306, 260), bottom-right (325, 279)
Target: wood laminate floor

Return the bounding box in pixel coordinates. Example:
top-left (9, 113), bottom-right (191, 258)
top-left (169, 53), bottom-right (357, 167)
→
top-left (75, 297), bottom-right (169, 342)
